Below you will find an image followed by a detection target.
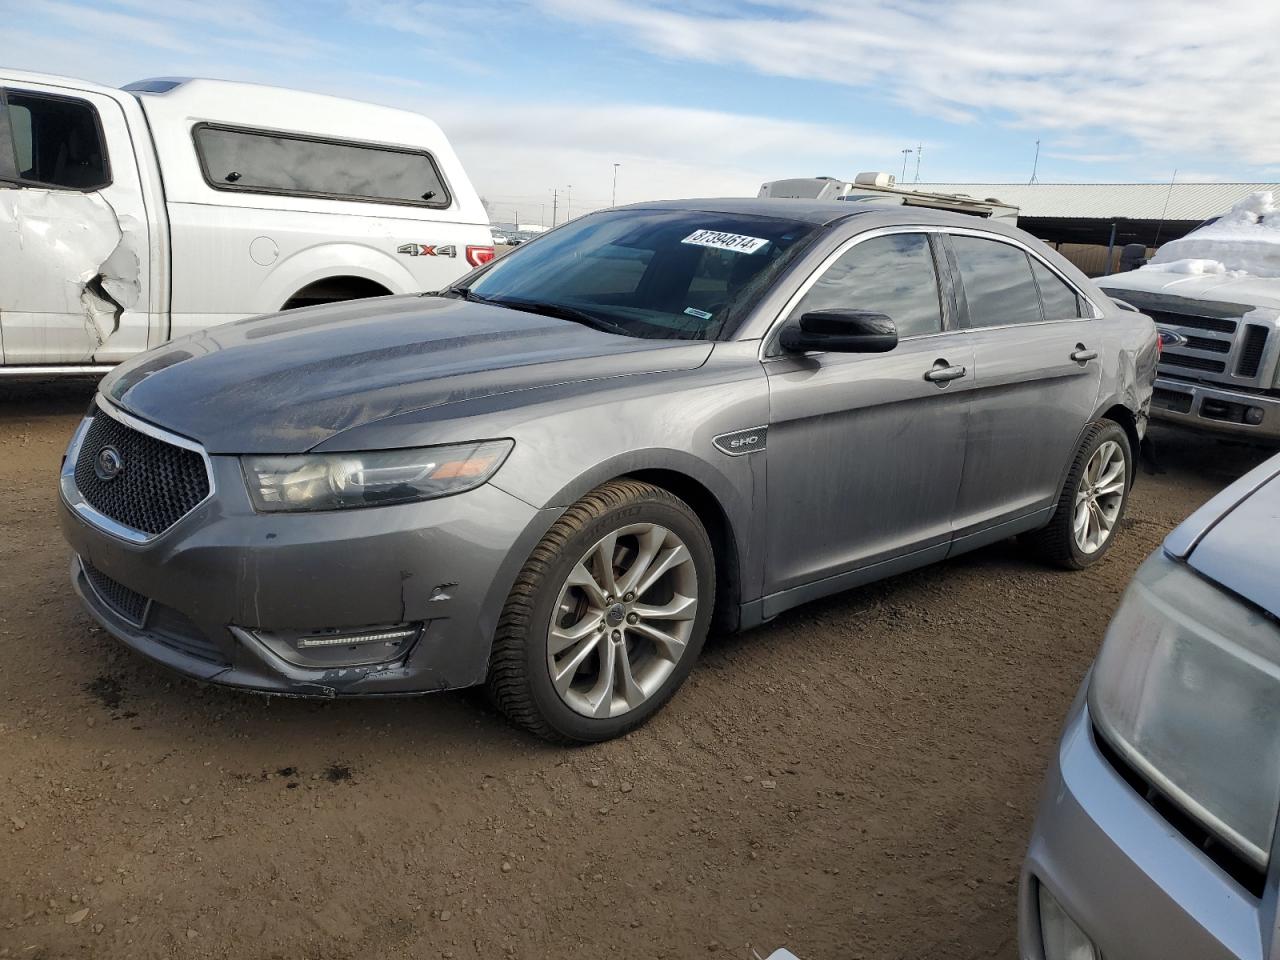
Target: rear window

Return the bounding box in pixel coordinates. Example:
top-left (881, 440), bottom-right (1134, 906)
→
top-left (0, 90), bottom-right (110, 190)
top-left (951, 235), bottom-right (1043, 328)
top-left (192, 124), bottom-right (450, 208)
top-left (1031, 257), bottom-right (1084, 320)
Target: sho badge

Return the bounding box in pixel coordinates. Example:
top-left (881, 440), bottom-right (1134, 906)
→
top-left (94, 445), bottom-right (124, 481)
top-left (397, 243), bottom-right (457, 258)
top-left (713, 426), bottom-right (767, 457)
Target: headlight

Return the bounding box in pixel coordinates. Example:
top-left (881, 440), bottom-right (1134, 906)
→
top-left (241, 440), bottom-right (513, 512)
top-left (1089, 550), bottom-right (1280, 871)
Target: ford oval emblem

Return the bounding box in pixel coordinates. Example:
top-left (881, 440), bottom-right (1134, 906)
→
top-left (94, 445), bottom-right (124, 481)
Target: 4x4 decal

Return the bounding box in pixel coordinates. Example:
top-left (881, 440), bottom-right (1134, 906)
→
top-left (397, 243), bottom-right (457, 258)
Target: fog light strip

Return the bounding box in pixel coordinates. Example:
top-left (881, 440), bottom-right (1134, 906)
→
top-left (296, 628), bottom-right (417, 649)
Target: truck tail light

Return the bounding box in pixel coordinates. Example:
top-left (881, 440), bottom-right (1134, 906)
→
top-left (466, 246), bottom-right (496, 267)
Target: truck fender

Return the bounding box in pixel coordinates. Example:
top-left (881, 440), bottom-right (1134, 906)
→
top-left (255, 242), bottom-right (420, 312)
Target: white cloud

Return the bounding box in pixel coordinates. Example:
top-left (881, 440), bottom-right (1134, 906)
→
top-left (536, 0), bottom-right (1280, 167)
top-left (418, 98), bottom-right (904, 220)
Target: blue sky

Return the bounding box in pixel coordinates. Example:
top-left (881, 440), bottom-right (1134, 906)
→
top-left (4, 0), bottom-right (1278, 226)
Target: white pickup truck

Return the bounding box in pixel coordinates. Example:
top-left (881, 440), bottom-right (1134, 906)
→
top-left (0, 71), bottom-right (493, 374)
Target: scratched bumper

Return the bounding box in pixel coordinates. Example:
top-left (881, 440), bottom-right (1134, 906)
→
top-left (60, 462), bottom-right (556, 696)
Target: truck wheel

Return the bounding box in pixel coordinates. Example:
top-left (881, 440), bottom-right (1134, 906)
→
top-left (1025, 420), bottom-right (1132, 570)
top-left (487, 480), bottom-right (715, 743)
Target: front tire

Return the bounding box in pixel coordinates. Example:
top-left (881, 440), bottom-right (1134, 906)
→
top-left (487, 479), bottom-right (715, 743)
top-left (1025, 420), bottom-right (1132, 569)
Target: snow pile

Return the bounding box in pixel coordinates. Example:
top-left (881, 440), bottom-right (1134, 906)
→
top-left (1142, 258), bottom-right (1246, 277)
top-left (1144, 191), bottom-right (1280, 279)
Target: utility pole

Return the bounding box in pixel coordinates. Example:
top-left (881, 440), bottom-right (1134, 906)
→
top-left (914, 143), bottom-right (922, 183)
top-left (612, 163), bottom-right (620, 206)
top-left (551, 189), bottom-right (558, 227)
top-left (1029, 140), bottom-right (1040, 184)
top-left (540, 203), bottom-right (545, 228)
top-left (899, 148), bottom-right (912, 183)
top-left (566, 185), bottom-right (572, 222)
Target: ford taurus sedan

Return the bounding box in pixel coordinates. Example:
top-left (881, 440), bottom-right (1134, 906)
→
top-left (59, 200), bottom-right (1157, 742)
top-left (1022, 453), bottom-right (1280, 960)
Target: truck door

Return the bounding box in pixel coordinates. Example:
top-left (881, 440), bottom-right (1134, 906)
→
top-left (0, 83), bottom-right (152, 365)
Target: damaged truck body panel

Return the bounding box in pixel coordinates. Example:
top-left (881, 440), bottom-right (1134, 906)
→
top-left (0, 69), bottom-right (489, 375)
top-left (0, 76), bottom-right (154, 365)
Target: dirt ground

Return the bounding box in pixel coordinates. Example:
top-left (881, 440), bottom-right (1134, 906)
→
top-left (0, 380), bottom-right (1272, 960)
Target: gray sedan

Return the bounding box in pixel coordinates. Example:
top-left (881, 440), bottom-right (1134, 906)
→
top-left (1022, 453), bottom-right (1280, 960)
top-left (59, 200), bottom-right (1157, 742)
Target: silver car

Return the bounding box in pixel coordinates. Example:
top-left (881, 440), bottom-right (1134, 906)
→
top-left (59, 200), bottom-right (1156, 742)
top-left (1022, 454), bottom-right (1280, 960)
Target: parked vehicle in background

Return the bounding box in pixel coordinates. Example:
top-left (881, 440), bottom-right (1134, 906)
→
top-left (59, 200), bottom-right (1155, 742)
top-left (0, 71), bottom-right (492, 374)
top-left (1021, 452), bottom-right (1280, 960)
top-left (1099, 192), bottom-right (1280, 443)
top-left (759, 171), bottom-right (1019, 223)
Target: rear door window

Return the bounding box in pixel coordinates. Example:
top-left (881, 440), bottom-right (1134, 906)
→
top-left (1030, 257), bottom-right (1084, 320)
top-left (951, 235), bottom-right (1043, 328)
top-left (790, 232), bottom-right (943, 338)
top-left (0, 90), bottom-right (110, 190)
top-left (193, 124), bottom-right (450, 208)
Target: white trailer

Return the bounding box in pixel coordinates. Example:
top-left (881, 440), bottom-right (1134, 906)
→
top-left (759, 172), bottom-right (1019, 223)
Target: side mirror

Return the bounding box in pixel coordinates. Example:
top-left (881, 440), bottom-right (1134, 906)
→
top-left (779, 309), bottom-right (898, 354)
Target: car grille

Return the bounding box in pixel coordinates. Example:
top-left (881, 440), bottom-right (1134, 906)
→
top-left (73, 408), bottom-right (210, 536)
top-left (1147, 310), bottom-right (1237, 334)
top-left (1160, 353), bottom-right (1226, 374)
top-left (1237, 325), bottom-right (1269, 378)
top-left (83, 560), bottom-right (149, 626)
top-left (79, 559), bottom-right (230, 665)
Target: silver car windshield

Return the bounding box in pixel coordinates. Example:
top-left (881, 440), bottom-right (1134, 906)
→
top-left (461, 209), bottom-right (819, 340)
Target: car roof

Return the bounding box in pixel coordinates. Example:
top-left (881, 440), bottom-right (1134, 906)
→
top-left (614, 197), bottom-right (1012, 230)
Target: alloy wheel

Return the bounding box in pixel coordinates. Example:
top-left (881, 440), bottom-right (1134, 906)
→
top-left (1073, 439), bottom-right (1126, 555)
top-left (546, 522), bottom-right (699, 719)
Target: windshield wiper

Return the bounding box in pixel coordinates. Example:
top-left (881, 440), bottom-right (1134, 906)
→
top-left (484, 297), bottom-right (631, 337)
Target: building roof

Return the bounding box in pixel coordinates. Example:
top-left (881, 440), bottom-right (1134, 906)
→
top-left (905, 182), bottom-right (1280, 222)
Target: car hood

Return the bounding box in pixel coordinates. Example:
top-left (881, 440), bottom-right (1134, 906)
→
top-left (1172, 457), bottom-right (1280, 619)
top-left (101, 296), bottom-right (713, 454)
top-left (1099, 271), bottom-right (1280, 311)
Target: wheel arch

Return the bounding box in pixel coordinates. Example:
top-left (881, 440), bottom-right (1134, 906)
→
top-left (624, 467), bottom-right (744, 634)
top-left (282, 275), bottom-right (395, 309)
top-left (1096, 401), bottom-right (1141, 488)
top-left (524, 451), bottom-right (752, 636)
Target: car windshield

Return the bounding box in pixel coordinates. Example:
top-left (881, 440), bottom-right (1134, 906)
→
top-left (458, 209), bottom-right (820, 340)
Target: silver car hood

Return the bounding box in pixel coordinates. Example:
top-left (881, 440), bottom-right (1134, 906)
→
top-left (1166, 455), bottom-right (1280, 618)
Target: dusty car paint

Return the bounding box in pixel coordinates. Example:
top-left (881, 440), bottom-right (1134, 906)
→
top-left (61, 200), bottom-right (1157, 698)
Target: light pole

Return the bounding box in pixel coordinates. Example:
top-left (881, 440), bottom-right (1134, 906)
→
top-left (899, 148), bottom-right (913, 184)
top-left (566, 184), bottom-right (572, 222)
top-left (612, 163), bottom-right (620, 206)
top-left (550, 188), bottom-right (558, 227)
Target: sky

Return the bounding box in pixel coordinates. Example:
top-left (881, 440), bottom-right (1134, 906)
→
top-left (4, 0), bottom-right (1279, 226)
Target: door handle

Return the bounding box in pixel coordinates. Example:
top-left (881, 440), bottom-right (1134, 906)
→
top-left (1071, 345), bottom-right (1098, 363)
top-left (924, 361), bottom-right (967, 384)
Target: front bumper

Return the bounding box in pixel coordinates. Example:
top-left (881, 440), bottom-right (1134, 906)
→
top-left (1019, 692), bottom-right (1266, 960)
top-left (60, 430), bottom-right (558, 697)
top-left (1150, 376), bottom-right (1280, 440)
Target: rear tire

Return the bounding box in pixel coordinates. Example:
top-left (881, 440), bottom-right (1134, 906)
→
top-left (1025, 420), bottom-right (1132, 570)
top-left (487, 479), bottom-right (715, 743)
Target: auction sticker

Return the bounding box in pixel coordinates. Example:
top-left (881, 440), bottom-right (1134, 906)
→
top-left (682, 229), bottom-right (769, 254)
